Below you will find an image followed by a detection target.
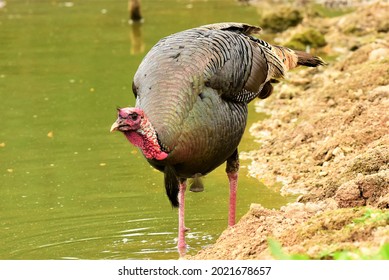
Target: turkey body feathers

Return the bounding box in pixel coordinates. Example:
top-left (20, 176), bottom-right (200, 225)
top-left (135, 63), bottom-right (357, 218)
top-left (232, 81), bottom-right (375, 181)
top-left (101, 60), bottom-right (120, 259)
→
top-left (131, 22), bottom-right (324, 207)
top-left (133, 26), bottom-right (255, 172)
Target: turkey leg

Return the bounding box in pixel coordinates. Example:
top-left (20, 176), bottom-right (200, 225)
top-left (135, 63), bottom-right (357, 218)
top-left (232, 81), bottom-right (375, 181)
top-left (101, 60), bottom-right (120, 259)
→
top-left (177, 179), bottom-right (187, 257)
top-left (226, 149), bottom-right (239, 227)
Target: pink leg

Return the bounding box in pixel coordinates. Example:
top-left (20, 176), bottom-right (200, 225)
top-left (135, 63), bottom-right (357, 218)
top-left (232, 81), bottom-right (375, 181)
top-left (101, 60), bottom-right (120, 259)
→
top-left (177, 180), bottom-right (187, 257)
top-left (227, 172), bottom-right (238, 227)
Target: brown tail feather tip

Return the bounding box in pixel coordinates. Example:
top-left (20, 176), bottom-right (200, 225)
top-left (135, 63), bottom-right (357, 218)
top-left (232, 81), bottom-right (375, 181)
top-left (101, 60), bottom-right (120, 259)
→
top-left (294, 50), bottom-right (326, 67)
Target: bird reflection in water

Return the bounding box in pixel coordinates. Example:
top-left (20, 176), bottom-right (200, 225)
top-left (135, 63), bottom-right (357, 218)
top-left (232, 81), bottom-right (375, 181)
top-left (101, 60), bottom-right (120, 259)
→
top-left (129, 22), bottom-right (145, 55)
top-left (128, 0), bottom-right (145, 55)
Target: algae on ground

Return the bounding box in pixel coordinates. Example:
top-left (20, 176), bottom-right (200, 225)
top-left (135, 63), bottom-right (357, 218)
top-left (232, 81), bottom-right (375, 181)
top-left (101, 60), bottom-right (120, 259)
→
top-left (279, 208), bottom-right (389, 259)
top-left (285, 28), bottom-right (326, 50)
top-left (259, 7), bottom-right (303, 33)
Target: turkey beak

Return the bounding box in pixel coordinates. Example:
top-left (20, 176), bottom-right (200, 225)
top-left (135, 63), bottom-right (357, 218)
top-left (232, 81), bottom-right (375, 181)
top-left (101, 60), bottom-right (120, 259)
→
top-left (110, 120), bottom-right (120, 133)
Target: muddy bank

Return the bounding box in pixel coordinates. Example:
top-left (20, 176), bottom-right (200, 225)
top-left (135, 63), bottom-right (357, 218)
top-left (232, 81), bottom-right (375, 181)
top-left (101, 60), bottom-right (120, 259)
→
top-left (191, 2), bottom-right (389, 259)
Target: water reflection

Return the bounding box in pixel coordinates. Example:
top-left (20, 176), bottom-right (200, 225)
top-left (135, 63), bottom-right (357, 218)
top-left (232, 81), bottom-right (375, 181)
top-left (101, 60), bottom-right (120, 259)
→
top-left (129, 22), bottom-right (145, 55)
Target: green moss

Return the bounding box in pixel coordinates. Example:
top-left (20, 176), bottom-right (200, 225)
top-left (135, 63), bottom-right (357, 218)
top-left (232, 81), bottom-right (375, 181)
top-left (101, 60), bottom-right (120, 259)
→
top-left (268, 238), bottom-right (309, 260)
top-left (330, 242), bottom-right (389, 260)
top-left (343, 25), bottom-right (366, 36)
top-left (273, 208), bottom-right (389, 259)
top-left (285, 28), bottom-right (326, 50)
top-left (296, 208), bottom-right (364, 242)
top-left (353, 208), bottom-right (389, 225)
top-left (310, 3), bottom-right (355, 18)
top-left (295, 242), bottom-right (389, 260)
top-left (260, 7), bottom-right (303, 33)
top-left (268, 207), bottom-right (389, 260)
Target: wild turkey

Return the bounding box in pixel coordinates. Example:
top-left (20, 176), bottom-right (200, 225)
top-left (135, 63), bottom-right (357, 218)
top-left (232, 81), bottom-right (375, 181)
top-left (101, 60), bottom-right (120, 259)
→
top-left (110, 22), bottom-right (324, 257)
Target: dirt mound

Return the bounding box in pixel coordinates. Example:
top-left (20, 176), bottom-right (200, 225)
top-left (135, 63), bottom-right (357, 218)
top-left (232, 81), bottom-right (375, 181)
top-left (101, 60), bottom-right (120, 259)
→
top-left (191, 203), bottom-right (389, 259)
top-left (191, 1), bottom-right (389, 260)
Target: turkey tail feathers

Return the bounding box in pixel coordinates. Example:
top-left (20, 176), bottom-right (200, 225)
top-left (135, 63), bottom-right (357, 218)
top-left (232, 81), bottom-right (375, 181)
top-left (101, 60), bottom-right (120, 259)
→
top-left (272, 46), bottom-right (325, 71)
top-left (164, 165), bottom-right (179, 207)
top-left (294, 50), bottom-right (326, 67)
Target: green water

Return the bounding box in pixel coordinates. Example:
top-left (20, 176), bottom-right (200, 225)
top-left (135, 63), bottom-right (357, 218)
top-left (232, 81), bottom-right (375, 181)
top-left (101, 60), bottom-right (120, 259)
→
top-left (0, 0), bottom-right (292, 260)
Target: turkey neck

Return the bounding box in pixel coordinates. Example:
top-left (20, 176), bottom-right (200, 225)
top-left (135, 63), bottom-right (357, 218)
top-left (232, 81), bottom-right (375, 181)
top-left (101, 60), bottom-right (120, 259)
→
top-left (124, 117), bottom-right (168, 161)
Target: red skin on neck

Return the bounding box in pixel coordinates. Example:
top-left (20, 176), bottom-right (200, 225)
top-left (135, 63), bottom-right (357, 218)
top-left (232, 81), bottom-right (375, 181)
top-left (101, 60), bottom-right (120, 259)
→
top-left (123, 118), bottom-right (168, 161)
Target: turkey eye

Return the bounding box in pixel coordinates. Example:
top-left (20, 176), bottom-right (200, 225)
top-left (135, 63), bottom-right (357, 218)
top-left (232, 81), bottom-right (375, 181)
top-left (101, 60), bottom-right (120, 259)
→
top-left (130, 113), bottom-right (138, 121)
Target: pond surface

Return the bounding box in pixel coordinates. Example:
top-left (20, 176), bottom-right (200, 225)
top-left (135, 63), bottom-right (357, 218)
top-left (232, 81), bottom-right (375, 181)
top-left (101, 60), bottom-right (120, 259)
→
top-left (0, 0), bottom-right (292, 259)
